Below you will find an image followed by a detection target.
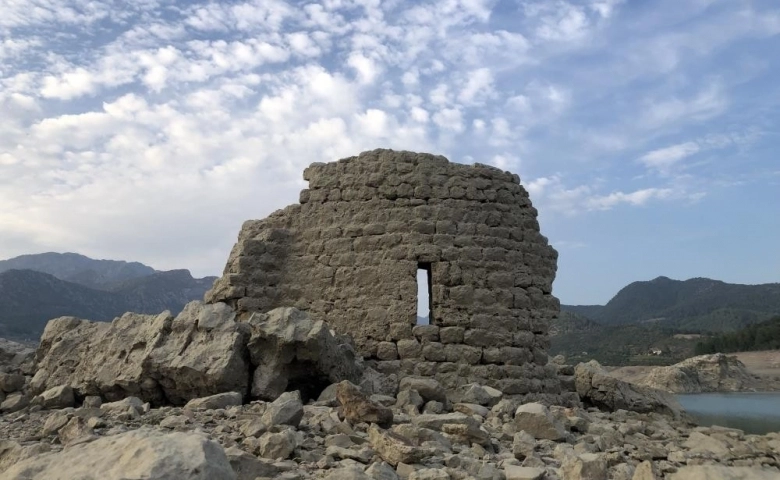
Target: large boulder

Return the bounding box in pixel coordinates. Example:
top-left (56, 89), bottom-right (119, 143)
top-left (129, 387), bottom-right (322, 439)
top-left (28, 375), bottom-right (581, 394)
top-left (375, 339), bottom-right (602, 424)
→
top-left (246, 307), bottom-right (364, 401)
top-left (0, 338), bottom-right (35, 372)
top-left (1, 428), bottom-right (236, 480)
top-left (574, 360), bottom-right (685, 418)
top-left (635, 353), bottom-right (756, 393)
top-left (30, 302), bottom-right (251, 405)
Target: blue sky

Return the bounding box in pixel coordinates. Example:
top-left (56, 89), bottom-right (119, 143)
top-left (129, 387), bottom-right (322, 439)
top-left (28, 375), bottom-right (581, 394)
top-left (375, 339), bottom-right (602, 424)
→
top-left (0, 0), bottom-right (778, 305)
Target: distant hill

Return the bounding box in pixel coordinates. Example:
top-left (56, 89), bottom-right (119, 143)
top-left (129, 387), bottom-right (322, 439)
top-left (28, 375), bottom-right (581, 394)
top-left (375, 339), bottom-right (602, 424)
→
top-left (563, 276), bottom-right (780, 332)
top-left (0, 253), bottom-right (217, 340)
top-left (554, 276), bottom-right (780, 365)
top-left (549, 310), bottom-right (600, 337)
top-left (0, 252), bottom-right (156, 291)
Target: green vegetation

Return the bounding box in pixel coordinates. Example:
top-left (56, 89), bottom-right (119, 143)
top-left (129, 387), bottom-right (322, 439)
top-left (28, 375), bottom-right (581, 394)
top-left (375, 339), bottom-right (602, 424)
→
top-left (549, 321), bottom-right (697, 366)
top-left (556, 276), bottom-right (780, 365)
top-left (695, 316), bottom-right (780, 354)
top-left (564, 277), bottom-right (780, 331)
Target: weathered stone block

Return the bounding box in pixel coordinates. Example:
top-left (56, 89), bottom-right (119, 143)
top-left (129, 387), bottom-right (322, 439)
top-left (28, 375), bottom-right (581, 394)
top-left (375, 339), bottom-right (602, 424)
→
top-left (376, 342), bottom-right (399, 360)
top-left (438, 326), bottom-right (464, 344)
top-left (443, 344), bottom-right (482, 365)
top-left (422, 343), bottom-right (446, 362)
top-left (396, 339), bottom-right (422, 359)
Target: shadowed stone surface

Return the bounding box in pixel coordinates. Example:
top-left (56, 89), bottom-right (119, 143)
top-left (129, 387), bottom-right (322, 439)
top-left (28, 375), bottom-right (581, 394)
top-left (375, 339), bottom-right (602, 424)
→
top-left (207, 149), bottom-right (564, 401)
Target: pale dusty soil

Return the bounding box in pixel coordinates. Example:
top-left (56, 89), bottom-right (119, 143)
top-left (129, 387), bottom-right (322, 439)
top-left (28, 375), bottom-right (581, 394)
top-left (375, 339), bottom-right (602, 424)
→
top-left (606, 350), bottom-right (780, 392)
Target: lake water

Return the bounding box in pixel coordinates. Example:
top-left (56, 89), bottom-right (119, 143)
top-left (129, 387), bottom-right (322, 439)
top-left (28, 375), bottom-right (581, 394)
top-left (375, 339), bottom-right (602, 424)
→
top-left (677, 392), bottom-right (780, 435)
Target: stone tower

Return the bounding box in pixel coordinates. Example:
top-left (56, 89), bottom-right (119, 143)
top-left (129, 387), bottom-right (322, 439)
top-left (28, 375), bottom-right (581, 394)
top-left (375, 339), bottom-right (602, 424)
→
top-left (207, 149), bottom-right (563, 399)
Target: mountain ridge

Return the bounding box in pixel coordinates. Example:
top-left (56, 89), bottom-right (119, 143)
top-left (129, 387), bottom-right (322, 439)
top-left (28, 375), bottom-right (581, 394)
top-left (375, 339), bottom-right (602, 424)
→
top-left (0, 253), bottom-right (217, 340)
top-left (563, 276), bottom-right (780, 331)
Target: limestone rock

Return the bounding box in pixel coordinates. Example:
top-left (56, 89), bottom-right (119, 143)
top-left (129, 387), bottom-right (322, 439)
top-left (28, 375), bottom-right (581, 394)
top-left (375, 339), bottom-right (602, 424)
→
top-left (33, 385), bottom-right (74, 409)
top-left (30, 302), bottom-right (250, 405)
top-left (0, 373), bottom-right (25, 393)
top-left (0, 338), bottom-right (35, 371)
top-left (408, 468), bottom-right (450, 480)
top-left (41, 411), bottom-right (70, 436)
top-left (514, 402), bottom-right (566, 441)
top-left (632, 460), bottom-right (657, 480)
top-left (337, 381), bottom-right (393, 428)
top-left (0, 392), bottom-right (29, 413)
top-left (224, 446), bottom-right (280, 480)
top-left (252, 428), bottom-right (297, 460)
top-left (512, 431), bottom-right (536, 460)
top-left (368, 424), bottom-right (435, 466)
top-left (636, 354), bottom-right (757, 393)
top-left (460, 383), bottom-right (503, 407)
top-left (184, 392), bottom-right (243, 410)
top-left (366, 461), bottom-right (400, 480)
top-left (261, 390), bottom-right (304, 428)
top-left (2, 428), bottom-right (236, 480)
top-left (505, 465), bottom-right (545, 480)
top-left (399, 377), bottom-right (447, 404)
top-left (325, 466), bottom-right (372, 480)
top-left (669, 465), bottom-right (780, 480)
top-left (101, 396), bottom-right (144, 415)
top-left (57, 416), bottom-right (94, 446)
top-left (575, 361), bottom-right (684, 417)
top-left (246, 307), bottom-right (364, 401)
top-left (559, 452), bottom-right (607, 480)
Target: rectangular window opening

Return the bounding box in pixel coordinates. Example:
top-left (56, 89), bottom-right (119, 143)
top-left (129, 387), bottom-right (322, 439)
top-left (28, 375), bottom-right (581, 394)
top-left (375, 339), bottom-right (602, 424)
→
top-left (416, 263), bottom-right (432, 325)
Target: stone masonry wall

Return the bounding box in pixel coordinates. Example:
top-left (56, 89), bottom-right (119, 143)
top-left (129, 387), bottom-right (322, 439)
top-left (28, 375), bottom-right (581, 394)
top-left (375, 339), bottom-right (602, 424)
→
top-left (206, 149), bottom-right (563, 399)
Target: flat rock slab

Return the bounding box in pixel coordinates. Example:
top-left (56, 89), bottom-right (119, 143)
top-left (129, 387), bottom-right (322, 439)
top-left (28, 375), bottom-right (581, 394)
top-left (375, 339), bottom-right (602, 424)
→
top-left (669, 465), bottom-right (780, 480)
top-left (2, 428), bottom-right (236, 480)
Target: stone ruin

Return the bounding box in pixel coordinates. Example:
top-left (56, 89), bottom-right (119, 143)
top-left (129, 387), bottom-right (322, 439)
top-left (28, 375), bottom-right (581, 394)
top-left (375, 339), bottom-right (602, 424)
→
top-left (207, 149), bottom-right (565, 402)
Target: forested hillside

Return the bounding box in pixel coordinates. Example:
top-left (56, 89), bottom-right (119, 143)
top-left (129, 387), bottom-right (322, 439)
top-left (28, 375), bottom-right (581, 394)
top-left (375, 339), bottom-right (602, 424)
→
top-left (695, 316), bottom-right (780, 354)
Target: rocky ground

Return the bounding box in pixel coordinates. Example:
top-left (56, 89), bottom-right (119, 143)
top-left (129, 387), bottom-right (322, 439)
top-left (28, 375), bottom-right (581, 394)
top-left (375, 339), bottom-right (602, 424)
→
top-left (1, 379), bottom-right (779, 480)
top-left (2, 307), bottom-right (780, 480)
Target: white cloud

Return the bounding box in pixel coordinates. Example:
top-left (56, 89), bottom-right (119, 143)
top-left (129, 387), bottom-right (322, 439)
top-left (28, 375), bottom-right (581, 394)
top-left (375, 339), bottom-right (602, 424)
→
top-left (640, 142), bottom-right (700, 171)
top-left (432, 108), bottom-right (465, 133)
top-left (457, 68), bottom-right (494, 105)
top-left (641, 83), bottom-right (728, 129)
top-left (585, 187), bottom-right (673, 210)
top-left (0, 0), bottom-right (776, 279)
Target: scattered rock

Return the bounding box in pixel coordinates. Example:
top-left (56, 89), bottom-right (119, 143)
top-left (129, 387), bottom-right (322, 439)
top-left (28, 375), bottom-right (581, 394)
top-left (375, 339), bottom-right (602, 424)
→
top-left (460, 383), bottom-right (503, 407)
top-left (337, 381), bottom-right (393, 428)
top-left (514, 402), bottom-right (566, 441)
top-left (669, 465), bottom-right (780, 480)
top-left (0, 373), bottom-right (25, 393)
top-left (57, 416), bottom-right (95, 446)
top-left (398, 377), bottom-right (447, 404)
top-left (575, 360), bottom-right (685, 418)
top-left (0, 392), bottom-right (29, 413)
top-left (184, 391), bottom-right (243, 410)
top-left (224, 446), bottom-right (280, 480)
top-left (252, 428), bottom-right (297, 460)
top-left (637, 354), bottom-right (758, 393)
top-left (261, 390), bottom-right (304, 428)
top-left (504, 465), bottom-right (545, 480)
top-left (33, 385), bottom-right (75, 409)
top-left (101, 396), bottom-right (145, 415)
top-left (559, 452), bottom-right (607, 480)
top-left (2, 428), bottom-right (237, 480)
top-left (368, 424), bottom-right (435, 466)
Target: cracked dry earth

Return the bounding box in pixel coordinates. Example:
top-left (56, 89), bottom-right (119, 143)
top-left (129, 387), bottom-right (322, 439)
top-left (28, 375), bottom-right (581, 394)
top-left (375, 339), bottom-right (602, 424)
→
top-left (2, 381), bottom-right (780, 480)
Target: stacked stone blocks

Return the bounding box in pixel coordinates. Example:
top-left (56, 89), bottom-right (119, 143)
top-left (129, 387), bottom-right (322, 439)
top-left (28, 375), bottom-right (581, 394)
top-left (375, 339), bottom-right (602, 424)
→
top-left (207, 149), bottom-right (562, 399)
